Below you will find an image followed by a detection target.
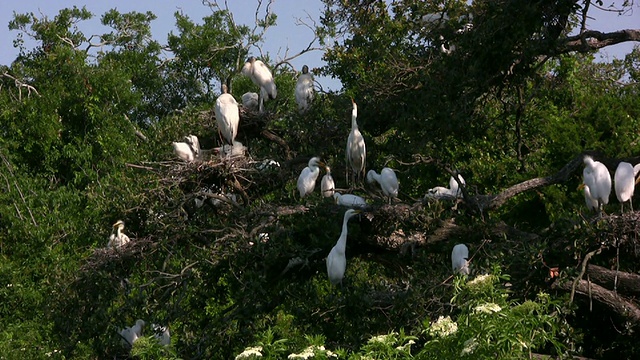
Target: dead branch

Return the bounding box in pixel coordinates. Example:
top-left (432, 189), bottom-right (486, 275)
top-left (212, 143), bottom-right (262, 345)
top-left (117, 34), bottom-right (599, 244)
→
top-left (560, 29), bottom-right (640, 53)
top-left (586, 264), bottom-right (640, 298)
top-left (553, 278), bottom-right (640, 324)
top-left (2, 72), bottom-right (41, 100)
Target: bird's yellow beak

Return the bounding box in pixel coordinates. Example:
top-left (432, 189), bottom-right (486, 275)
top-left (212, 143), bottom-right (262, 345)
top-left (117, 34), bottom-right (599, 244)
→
top-left (354, 209), bottom-right (362, 214)
top-left (577, 183), bottom-right (585, 190)
top-left (351, 98), bottom-right (355, 105)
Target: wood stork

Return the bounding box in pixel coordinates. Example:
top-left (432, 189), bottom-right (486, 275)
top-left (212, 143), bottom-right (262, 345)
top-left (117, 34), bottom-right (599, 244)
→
top-left (119, 319), bottom-right (145, 347)
top-left (241, 92), bottom-right (259, 112)
top-left (241, 56), bottom-right (277, 112)
top-left (295, 65), bottom-right (314, 113)
top-left (172, 135), bottom-right (201, 162)
top-left (215, 83), bottom-right (240, 145)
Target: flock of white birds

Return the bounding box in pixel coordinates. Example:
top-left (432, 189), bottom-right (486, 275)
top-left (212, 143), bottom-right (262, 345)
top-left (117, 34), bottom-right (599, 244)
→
top-left (580, 155), bottom-right (640, 215)
top-left (119, 319), bottom-right (171, 348)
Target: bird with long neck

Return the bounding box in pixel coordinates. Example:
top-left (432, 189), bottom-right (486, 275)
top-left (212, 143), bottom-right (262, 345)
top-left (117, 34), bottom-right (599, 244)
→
top-left (346, 99), bottom-right (366, 186)
top-left (108, 220), bottom-right (130, 249)
top-left (326, 209), bottom-right (361, 286)
top-left (367, 167), bottom-right (399, 203)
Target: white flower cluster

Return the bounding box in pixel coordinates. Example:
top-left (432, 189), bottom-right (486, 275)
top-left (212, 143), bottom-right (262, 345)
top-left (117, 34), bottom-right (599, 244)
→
top-left (460, 337), bottom-right (478, 356)
top-left (428, 316), bottom-right (458, 338)
top-left (235, 346), bottom-right (263, 359)
top-left (468, 274), bottom-right (493, 288)
top-left (473, 302), bottom-right (502, 314)
top-left (288, 345), bottom-right (337, 359)
top-left (368, 332), bottom-right (397, 344)
top-left (395, 339), bottom-right (416, 352)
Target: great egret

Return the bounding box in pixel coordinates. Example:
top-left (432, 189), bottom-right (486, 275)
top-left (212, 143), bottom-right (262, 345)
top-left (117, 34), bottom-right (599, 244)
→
top-left (581, 155), bottom-right (611, 214)
top-left (327, 209), bottom-right (361, 286)
top-left (321, 166), bottom-right (335, 198)
top-left (295, 65), bottom-right (314, 113)
top-left (241, 56), bottom-right (277, 112)
top-left (172, 135), bottom-right (201, 162)
top-left (119, 319), bottom-right (145, 347)
top-left (297, 157), bottom-right (325, 198)
top-left (215, 84), bottom-right (240, 145)
top-left (367, 168), bottom-right (399, 203)
top-left (580, 185), bottom-right (599, 212)
top-left (107, 220), bottom-right (131, 249)
top-left (614, 161), bottom-right (640, 212)
top-left (333, 192), bottom-right (367, 208)
top-left (346, 99), bottom-right (366, 185)
top-left (152, 324), bottom-right (171, 346)
top-left (242, 92), bottom-right (259, 112)
top-left (451, 244), bottom-right (470, 275)
top-left (448, 174), bottom-right (466, 198)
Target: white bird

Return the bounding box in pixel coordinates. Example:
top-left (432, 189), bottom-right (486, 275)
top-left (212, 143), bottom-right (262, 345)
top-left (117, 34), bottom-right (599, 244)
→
top-left (107, 220), bottom-right (131, 249)
top-left (451, 244), bottom-right (470, 275)
top-left (367, 168), bottom-right (399, 203)
top-left (152, 324), bottom-right (171, 346)
top-left (327, 209), bottom-right (361, 286)
top-left (614, 161), bottom-right (640, 212)
top-left (119, 319), bottom-right (145, 347)
top-left (425, 186), bottom-right (454, 199)
top-left (214, 140), bottom-right (247, 159)
top-left (581, 185), bottom-right (599, 212)
top-left (295, 65), bottom-right (314, 113)
top-left (333, 192), bottom-right (367, 208)
top-left (172, 135), bottom-right (201, 162)
top-left (297, 157), bottom-right (325, 198)
top-left (215, 83), bottom-right (240, 145)
top-left (241, 92), bottom-right (259, 112)
top-left (448, 174), bottom-right (466, 198)
top-left (580, 155), bottom-right (612, 214)
top-left (241, 56), bottom-right (277, 112)
top-left (321, 166), bottom-right (335, 198)
top-left (346, 99), bottom-right (366, 185)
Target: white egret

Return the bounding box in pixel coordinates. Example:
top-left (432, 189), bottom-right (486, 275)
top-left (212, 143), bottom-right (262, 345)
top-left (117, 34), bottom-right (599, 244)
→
top-left (451, 244), bottom-right (470, 275)
top-left (297, 157), bottom-right (325, 198)
top-left (107, 220), bottom-right (131, 249)
top-left (295, 65), bottom-right (314, 113)
top-left (333, 192), bottom-right (367, 208)
top-left (215, 84), bottom-right (240, 145)
top-left (367, 168), bottom-right (399, 203)
top-left (346, 99), bottom-right (366, 185)
top-left (448, 174), bottom-right (466, 198)
top-left (241, 56), bottom-right (277, 112)
top-left (425, 186), bottom-right (454, 199)
top-left (614, 161), bottom-right (640, 212)
top-left (580, 185), bottom-right (599, 212)
top-left (152, 324), bottom-right (171, 346)
top-left (214, 140), bottom-right (247, 159)
top-left (581, 155), bottom-right (612, 214)
top-left (327, 209), bottom-right (361, 286)
top-left (172, 135), bottom-right (201, 162)
top-left (241, 92), bottom-right (259, 112)
top-left (119, 319), bottom-right (145, 347)
top-left (321, 166), bottom-right (335, 198)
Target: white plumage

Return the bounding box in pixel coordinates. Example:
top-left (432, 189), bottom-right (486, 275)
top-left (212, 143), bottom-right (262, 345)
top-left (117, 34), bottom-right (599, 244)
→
top-left (426, 174), bottom-right (466, 199)
top-left (241, 56), bottom-right (277, 112)
top-left (321, 166), bottom-right (335, 198)
top-left (241, 92), bottom-right (259, 112)
top-left (119, 319), bottom-right (145, 347)
top-left (451, 244), bottom-right (470, 275)
top-left (333, 192), bottom-right (367, 208)
top-left (327, 209), bottom-right (361, 286)
top-left (172, 135), bottom-right (200, 162)
top-left (215, 84), bottom-right (240, 145)
top-left (614, 161), bottom-right (640, 212)
top-left (448, 174), bottom-right (466, 198)
top-left (581, 155), bottom-right (611, 214)
top-left (346, 99), bottom-right (366, 184)
top-left (297, 157), bottom-right (325, 198)
top-left (214, 140), bottom-right (247, 159)
top-left (367, 168), bottom-right (399, 202)
top-left (295, 65), bottom-right (314, 113)
top-left (152, 323), bottom-right (171, 346)
top-left (107, 220), bottom-right (130, 249)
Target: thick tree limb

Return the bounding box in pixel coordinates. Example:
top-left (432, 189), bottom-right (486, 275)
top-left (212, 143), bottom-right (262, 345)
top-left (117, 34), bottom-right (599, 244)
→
top-left (553, 279), bottom-right (640, 324)
top-left (560, 29), bottom-right (640, 53)
top-left (587, 264), bottom-right (640, 298)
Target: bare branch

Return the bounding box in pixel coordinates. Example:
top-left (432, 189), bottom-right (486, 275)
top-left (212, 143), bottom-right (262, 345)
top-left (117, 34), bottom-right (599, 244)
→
top-left (560, 29), bottom-right (640, 53)
top-left (1, 72), bottom-right (40, 101)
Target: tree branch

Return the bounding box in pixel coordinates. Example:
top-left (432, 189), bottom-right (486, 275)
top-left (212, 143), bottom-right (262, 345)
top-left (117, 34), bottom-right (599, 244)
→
top-left (560, 29), bottom-right (640, 53)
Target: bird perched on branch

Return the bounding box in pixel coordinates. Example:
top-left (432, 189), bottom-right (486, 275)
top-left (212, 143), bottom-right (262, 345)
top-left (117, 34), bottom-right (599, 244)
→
top-left (119, 319), bottom-right (145, 347)
top-left (241, 92), bottom-right (259, 112)
top-left (321, 166), bottom-right (335, 198)
top-left (367, 167), bottom-right (399, 203)
top-left (614, 161), bottom-right (640, 213)
top-left (152, 323), bottom-right (171, 346)
top-left (426, 174), bottom-right (465, 199)
top-left (451, 243), bottom-right (470, 275)
top-left (297, 157), bottom-right (325, 198)
top-left (327, 209), bottom-right (361, 286)
top-left (346, 99), bottom-right (366, 185)
top-left (579, 155), bottom-right (611, 215)
top-left (241, 56), bottom-right (277, 112)
top-left (333, 192), bottom-right (367, 208)
top-left (172, 135), bottom-right (201, 162)
top-left (215, 83), bottom-right (240, 145)
top-left (107, 220), bottom-right (130, 249)
top-left (295, 65), bottom-right (314, 113)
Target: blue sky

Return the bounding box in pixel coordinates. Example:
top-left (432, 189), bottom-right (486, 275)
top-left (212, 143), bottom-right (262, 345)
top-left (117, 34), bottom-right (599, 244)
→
top-left (1, 1), bottom-right (639, 92)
